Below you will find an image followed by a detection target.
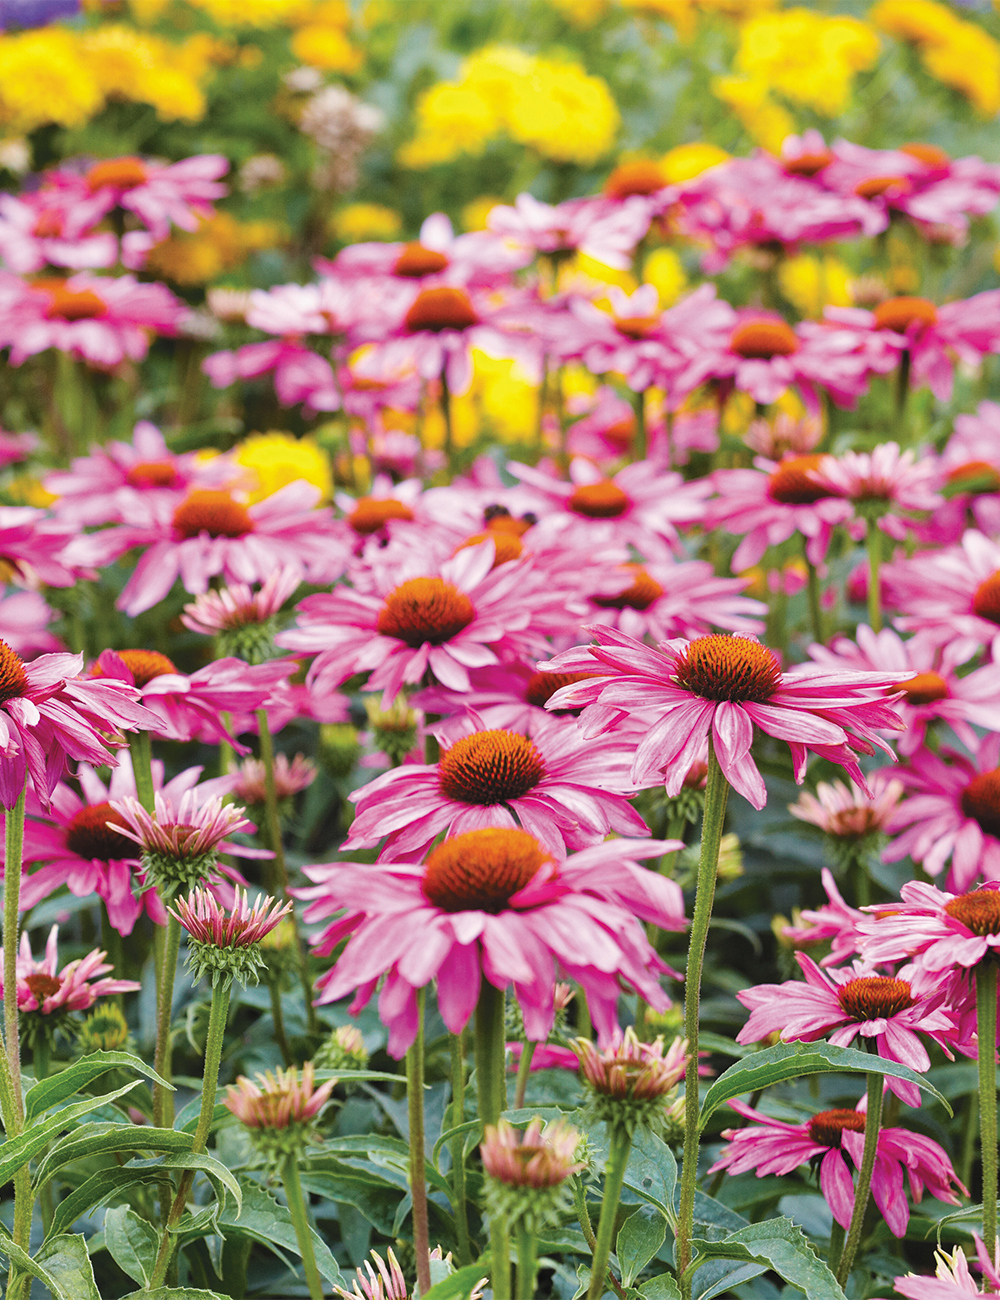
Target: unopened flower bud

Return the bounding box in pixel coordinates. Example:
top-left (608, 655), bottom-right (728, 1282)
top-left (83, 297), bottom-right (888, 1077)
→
top-left (315, 1024), bottom-right (369, 1071)
top-left (224, 1061), bottom-right (335, 1163)
top-left (481, 1118), bottom-right (584, 1233)
top-left (575, 1028), bottom-right (688, 1136)
top-left (170, 888), bottom-right (293, 988)
top-left (363, 695), bottom-right (419, 767)
top-left (320, 723), bottom-right (361, 777)
top-left (76, 1003), bottom-right (130, 1054)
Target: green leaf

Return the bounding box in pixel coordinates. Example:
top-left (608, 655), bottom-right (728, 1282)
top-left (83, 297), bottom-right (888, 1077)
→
top-left (34, 1123), bottom-right (193, 1192)
top-left (25, 1051), bottom-right (171, 1124)
top-left (640, 1275), bottom-right (682, 1300)
top-left (699, 1042), bottom-right (951, 1130)
top-left (120, 1290), bottom-right (228, 1299)
top-left (104, 1207), bottom-right (160, 1289)
top-left (420, 1261), bottom-right (491, 1300)
top-left (432, 1119), bottom-right (483, 1171)
top-left (313, 1068), bottom-right (407, 1084)
top-left (34, 1233), bottom-right (101, 1300)
top-left (0, 1080), bottom-right (144, 1190)
top-left (618, 1207), bottom-right (667, 1288)
top-left (215, 1180), bottom-right (343, 1287)
top-left (690, 1217), bottom-right (846, 1300)
top-left (586, 1122), bottom-right (677, 1224)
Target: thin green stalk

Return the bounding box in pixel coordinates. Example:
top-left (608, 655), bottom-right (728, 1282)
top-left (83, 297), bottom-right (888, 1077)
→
top-left (476, 982), bottom-right (510, 1300)
top-left (424, 713), bottom-right (441, 766)
top-left (256, 708), bottom-right (289, 898)
top-left (281, 1153), bottom-right (326, 1300)
top-left (516, 1223), bottom-right (538, 1300)
top-left (804, 555), bottom-right (823, 645)
top-left (676, 742), bottom-right (729, 1291)
top-left (586, 1126), bottom-right (631, 1300)
top-left (828, 1220), bottom-right (844, 1276)
top-left (153, 914), bottom-right (181, 1130)
top-left (269, 978), bottom-right (294, 1067)
top-left (151, 978), bottom-right (232, 1288)
top-left (441, 370), bottom-right (454, 465)
top-left (130, 730), bottom-right (156, 812)
top-left (513, 1040), bottom-right (536, 1109)
top-left (664, 409), bottom-right (674, 472)
top-left (978, 960), bottom-right (999, 1260)
top-left (3, 788), bottom-right (31, 1300)
top-left (867, 522), bottom-right (883, 633)
top-left (536, 354), bottom-right (549, 449)
top-left (575, 1177), bottom-right (597, 1251)
top-left (895, 351), bottom-right (911, 443)
top-left (407, 989), bottom-right (432, 1296)
top-left (632, 389), bottom-right (647, 463)
top-left (835, 1069), bottom-right (883, 1285)
top-left (450, 1030), bottom-right (471, 1266)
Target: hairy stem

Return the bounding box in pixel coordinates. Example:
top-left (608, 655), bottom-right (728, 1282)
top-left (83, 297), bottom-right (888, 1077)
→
top-left (256, 708), bottom-right (289, 898)
top-left (587, 1125), bottom-right (631, 1300)
top-left (805, 555), bottom-right (823, 646)
top-left (450, 1030), bottom-right (471, 1266)
top-left (3, 788), bottom-right (31, 1300)
top-left (282, 1153), bottom-right (326, 1300)
top-left (516, 1223), bottom-right (538, 1300)
top-left (835, 1069), bottom-right (883, 1285)
top-left (978, 961), bottom-right (999, 1260)
top-left (476, 982), bottom-right (510, 1300)
top-left (407, 989), bottom-right (432, 1296)
top-left (130, 729), bottom-right (156, 812)
top-left (867, 521), bottom-right (883, 633)
top-left (153, 914), bottom-right (181, 1131)
top-left (513, 1040), bottom-right (536, 1110)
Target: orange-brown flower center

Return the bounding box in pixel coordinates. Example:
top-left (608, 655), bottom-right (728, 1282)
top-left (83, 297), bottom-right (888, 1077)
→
top-left (947, 461), bottom-right (1000, 493)
top-left (116, 648), bottom-right (177, 687)
top-left (40, 283), bottom-right (107, 321)
top-left (602, 416), bottom-right (635, 452)
top-left (87, 156), bottom-right (149, 192)
top-left (767, 454), bottom-right (834, 506)
top-left (347, 496), bottom-right (415, 535)
top-left (944, 888), bottom-right (1000, 935)
top-left (615, 315), bottom-right (659, 340)
top-left (593, 564), bottom-right (664, 611)
top-left (376, 577), bottom-right (475, 647)
top-left (873, 297), bottom-right (938, 334)
top-left (960, 769), bottom-right (1000, 839)
top-left (483, 505), bottom-right (534, 537)
top-left (894, 671), bottom-right (948, 706)
top-left (24, 972), bottom-right (62, 1001)
top-left (422, 827), bottom-right (549, 912)
top-left (65, 802), bottom-right (136, 863)
top-left (603, 161), bottom-right (667, 200)
top-left (854, 175), bottom-right (906, 199)
top-left (901, 143), bottom-right (950, 169)
top-left (404, 287), bottom-right (479, 333)
top-left (437, 730), bottom-right (546, 805)
top-left (783, 150), bottom-right (832, 177)
top-left (730, 318), bottom-right (799, 360)
top-left (808, 1108), bottom-right (866, 1147)
top-left (125, 460), bottom-right (180, 489)
top-left (457, 530), bottom-right (523, 566)
top-left (0, 639), bottom-right (28, 706)
top-left (569, 480), bottom-right (630, 519)
top-left (173, 490), bottom-right (253, 540)
top-left (673, 634), bottom-right (781, 703)
top-left (393, 242), bottom-right (450, 277)
top-left (972, 571), bottom-right (1000, 625)
top-left (525, 669), bottom-right (596, 711)
top-left (32, 209), bottom-right (63, 239)
top-left (837, 975), bottom-right (915, 1021)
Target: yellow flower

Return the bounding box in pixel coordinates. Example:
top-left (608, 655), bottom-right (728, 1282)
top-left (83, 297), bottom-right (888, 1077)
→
top-left (660, 142), bottom-right (729, 183)
top-left (0, 29), bottom-right (102, 133)
top-left (549, 0), bottom-right (611, 24)
top-left (778, 254), bottom-right (852, 318)
top-left (462, 196), bottom-right (503, 232)
top-left (620, 0), bottom-right (697, 40)
top-left (5, 476), bottom-right (54, 508)
top-left (398, 81), bottom-right (501, 168)
top-left (711, 75), bottom-right (795, 152)
top-left (330, 203), bottom-right (402, 242)
top-left (181, 0), bottom-right (308, 26)
top-left (643, 248), bottom-right (687, 307)
top-left (557, 251), bottom-right (637, 297)
top-left (734, 8), bottom-right (880, 116)
top-left (291, 24), bottom-right (363, 73)
top-left (234, 432), bottom-right (332, 503)
top-left (506, 56), bottom-right (619, 163)
top-left (871, 0), bottom-right (1000, 116)
top-left (80, 26), bottom-right (212, 122)
top-left (145, 213), bottom-right (284, 285)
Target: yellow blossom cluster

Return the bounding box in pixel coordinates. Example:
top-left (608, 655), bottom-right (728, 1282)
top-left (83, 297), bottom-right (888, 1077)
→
top-left (0, 23), bottom-right (222, 133)
top-left (778, 254), bottom-right (853, 318)
top-left (399, 45), bottom-right (619, 169)
top-left (330, 203), bottom-right (402, 242)
top-left (870, 0), bottom-right (1000, 116)
top-left (233, 431), bottom-right (332, 502)
top-left (145, 212), bottom-right (285, 285)
top-left (619, 0), bottom-right (777, 40)
top-left (710, 74), bottom-right (795, 152)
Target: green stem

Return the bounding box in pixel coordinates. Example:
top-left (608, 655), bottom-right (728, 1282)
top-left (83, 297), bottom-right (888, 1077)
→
top-left (867, 522), bottom-right (883, 633)
top-left (516, 1223), bottom-right (538, 1300)
top-left (256, 709), bottom-right (289, 898)
top-left (153, 914), bottom-right (181, 1131)
top-left (130, 730), bottom-right (156, 812)
top-left (450, 1030), bottom-right (471, 1266)
top-left (441, 370), bottom-right (454, 465)
top-left (586, 1125), bottom-right (632, 1300)
top-left (895, 350), bottom-right (911, 443)
top-left (575, 1177), bottom-right (597, 1251)
top-left (3, 788), bottom-right (31, 1300)
top-left (978, 961), bottom-right (999, 1261)
top-left (513, 1040), bottom-right (536, 1110)
top-left (407, 989), bottom-right (432, 1296)
top-left (476, 982), bottom-right (510, 1300)
top-left (676, 741), bottom-right (729, 1292)
top-left (828, 1219), bottom-right (844, 1275)
top-left (537, 355), bottom-right (549, 450)
top-left (632, 389), bottom-right (647, 462)
top-left (269, 978), bottom-right (294, 1067)
top-left (805, 555), bottom-right (823, 645)
top-left (282, 1153), bottom-right (325, 1300)
top-left (835, 1070), bottom-right (882, 1286)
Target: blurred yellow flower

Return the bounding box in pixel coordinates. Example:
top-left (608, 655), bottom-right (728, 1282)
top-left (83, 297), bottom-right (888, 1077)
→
top-left (734, 9), bottom-right (880, 115)
top-left (82, 25), bottom-right (211, 122)
top-left (644, 248), bottom-right (687, 306)
top-left (871, 0), bottom-right (1000, 116)
top-left (778, 254), bottom-right (853, 318)
top-left (0, 29), bottom-right (102, 133)
top-left (549, 0), bottom-right (611, 25)
top-left (558, 251), bottom-right (637, 296)
top-left (5, 476), bottom-right (54, 508)
top-left (291, 24), bottom-right (362, 73)
top-left (234, 432), bottom-right (332, 502)
top-left (400, 45), bottom-right (618, 169)
top-left (620, 0), bottom-right (696, 39)
top-left (462, 196), bottom-right (503, 232)
top-left (660, 141), bottom-right (729, 183)
top-left (330, 203), bottom-right (402, 242)
top-left (711, 74), bottom-right (795, 152)
top-left (146, 213), bottom-right (284, 285)
top-left (175, 0), bottom-right (309, 26)
top-left (424, 352), bottom-right (539, 449)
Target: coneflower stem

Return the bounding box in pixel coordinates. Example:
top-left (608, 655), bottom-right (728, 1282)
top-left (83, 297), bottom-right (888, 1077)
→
top-left (130, 729), bottom-right (156, 812)
top-left (153, 913), bottom-right (181, 1130)
top-left (256, 708), bottom-right (289, 898)
top-left (476, 981), bottom-right (510, 1300)
top-left (895, 350), bottom-right (911, 441)
top-left (440, 370), bottom-right (454, 464)
top-left (804, 554), bottom-right (823, 645)
top-left (281, 1152), bottom-right (325, 1300)
top-left (677, 741), bottom-right (729, 1293)
top-left (269, 977), bottom-right (294, 1067)
top-left (450, 1030), bottom-right (472, 1266)
top-left (407, 988), bottom-right (432, 1296)
top-left (828, 1219), bottom-right (844, 1275)
top-left (516, 1223), bottom-right (539, 1300)
top-left (513, 1040), bottom-right (536, 1109)
top-left (587, 1125), bottom-right (631, 1300)
top-left (978, 960), bottom-right (999, 1260)
top-left (2, 787), bottom-right (32, 1300)
top-left (835, 1068), bottom-right (882, 1285)
top-left (867, 522), bottom-right (883, 633)
top-left (632, 389), bottom-right (647, 462)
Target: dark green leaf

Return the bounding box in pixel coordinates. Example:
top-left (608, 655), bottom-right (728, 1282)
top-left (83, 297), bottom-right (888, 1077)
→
top-left (421, 1261), bottom-right (491, 1300)
top-left (34, 1124), bottom-right (193, 1192)
top-left (120, 1290), bottom-right (228, 1299)
top-left (432, 1119), bottom-right (483, 1171)
top-left (216, 1180), bottom-right (343, 1287)
top-left (690, 1217), bottom-right (845, 1300)
top-left (35, 1232), bottom-right (102, 1300)
top-left (699, 1043), bottom-right (950, 1130)
top-left (618, 1207), bottom-right (667, 1287)
top-left (104, 1207), bottom-right (159, 1289)
top-left (25, 1051), bottom-right (171, 1124)
top-left (640, 1274), bottom-right (682, 1300)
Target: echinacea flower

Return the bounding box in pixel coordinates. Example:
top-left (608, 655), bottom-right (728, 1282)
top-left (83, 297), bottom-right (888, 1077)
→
top-left (0, 504), bottom-right (87, 588)
top-left (708, 1098), bottom-right (965, 1237)
top-left (789, 774), bottom-right (904, 844)
top-left (335, 1248), bottom-right (409, 1300)
top-left (928, 400), bottom-right (1000, 543)
top-left (895, 1238), bottom-right (1000, 1300)
top-left (857, 879), bottom-right (1000, 972)
top-left (886, 531), bottom-right (1000, 666)
top-left (68, 153), bottom-right (229, 242)
top-left (781, 867), bottom-right (867, 967)
top-left (342, 714), bottom-right (649, 860)
top-left (588, 558), bottom-right (766, 643)
top-left (541, 628), bottom-right (908, 810)
top-left (575, 1028), bottom-right (687, 1130)
top-left (233, 753), bottom-right (316, 807)
top-left (181, 568), bottom-right (302, 663)
top-left (735, 953), bottom-right (958, 1105)
top-left (224, 1061), bottom-right (335, 1130)
top-left (0, 924), bottom-right (138, 1018)
top-left (0, 587), bottom-right (61, 659)
top-left (0, 640), bottom-right (154, 809)
top-left (811, 443), bottom-right (943, 539)
top-left (481, 1118), bottom-right (584, 1233)
top-left (295, 827), bottom-right (686, 1056)
top-left (169, 887), bottom-right (293, 986)
top-left (487, 191), bottom-right (650, 269)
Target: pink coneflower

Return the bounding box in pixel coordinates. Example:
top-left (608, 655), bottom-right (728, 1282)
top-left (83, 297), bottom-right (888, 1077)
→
top-left (858, 879), bottom-right (1000, 972)
top-left (708, 1098), bottom-right (965, 1237)
top-left (924, 400), bottom-right (1000, 544)
top-left (811, 443), bottom-right (943, 540)
top-left (886, 531), bottom-right (1000, 666)
top-left (296, 827), bottom-right (685, 1055)
top-left (567, 284), bottom-right (685, 393)
top-left (224, 1061), bottom-right (335, 1130)
top-left (277, 541), bottom-right (553, 707)
top-left (412, 661), bottom-right (601, 740)
top-left (334, 478), bottom-right (424, 543)
top-left (0, 272), bottom-right (187, 368)
top-left (233, 752), bottom-right (316, 806)
top-left (342, 714), bottom-right (649, 860)
top-left (203, 338), bottom-right (340, 414)
top-left (169, 887), bottom-right (292, 949)
top-left (589, 558), bottom-right (766, 643)
top-left (805, 624), bottom-right (1000, 756)
top-left (880, 734), bottom-right (1000, 891)
top-left (736, 953), bottom-right (958, 1105)
top-left (0, 587), bottom-right (61, 659)
top-left (487, 192), bottom-right (650, 270)
top-left (45, 420), bottom-right (238, 527)
top-left (744, 412), bottom-right (823, 460)
top-left (895, 1238), bottom-right (1000, 1300)
top-left (110, 787), bottom-right (260, 870)
top-left (0, 505), bottom-right (86, 589)
top-left (0, 642), bottom-right (153, 809)
top-left (0, 924), bottom-right (138, 1014)
top-left (68, 153), bottom-right (229, 241)
top-left (790, 775), bottom-right (904, 844)
top-left (181, 567), bottom-right (301, 639)
top-left (541, 628), bottom-right (907, 810)
top-left (67, 481), bottom-right (348, 616)
top-left (481, 1117), bottom-right (584, 1188)
top-left (575, 1028), bottom-right (687, 1102)
top-left (335, 1248), bottom-right (410, 1300)
top-left (781, 867), bottom-right (867, 968)
top-left (705, 456), bottom-right (855, 570)
top-left (0, 188), bottom-right (117, 274)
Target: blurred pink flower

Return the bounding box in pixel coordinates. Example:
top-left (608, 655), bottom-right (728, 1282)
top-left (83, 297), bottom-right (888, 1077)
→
top-left (857, 879), bottom-right (1000, 973)
top-left (0, 923), bottom-right (138, 1013)
top-left (812, 443), bottom-right (942, 539)
top-left (588, 557), bottom-right (766, 642)
top-left (887, 531), bottom-right (1000, 666)
top-left (781, 866), bottom-right (867, 967)
top-left (789, 775), bottom-right (904, 841)
top-left (0, 504), bottom-right (87, 588)
top-left (0, 587), bottom-right (61, 659)
top-left (225, 1061), bottom-right (335, 1129)
top-left (180, 568), bottom-right (301, 637)
top-left (0, 188), bottom-right (116, 274)
top-left (488, 192), bottom-right (650, 269)
top-left (895, 1238), bottom-right (1000, 1300)
top-left (57, 153), bottom-right (229, 242)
